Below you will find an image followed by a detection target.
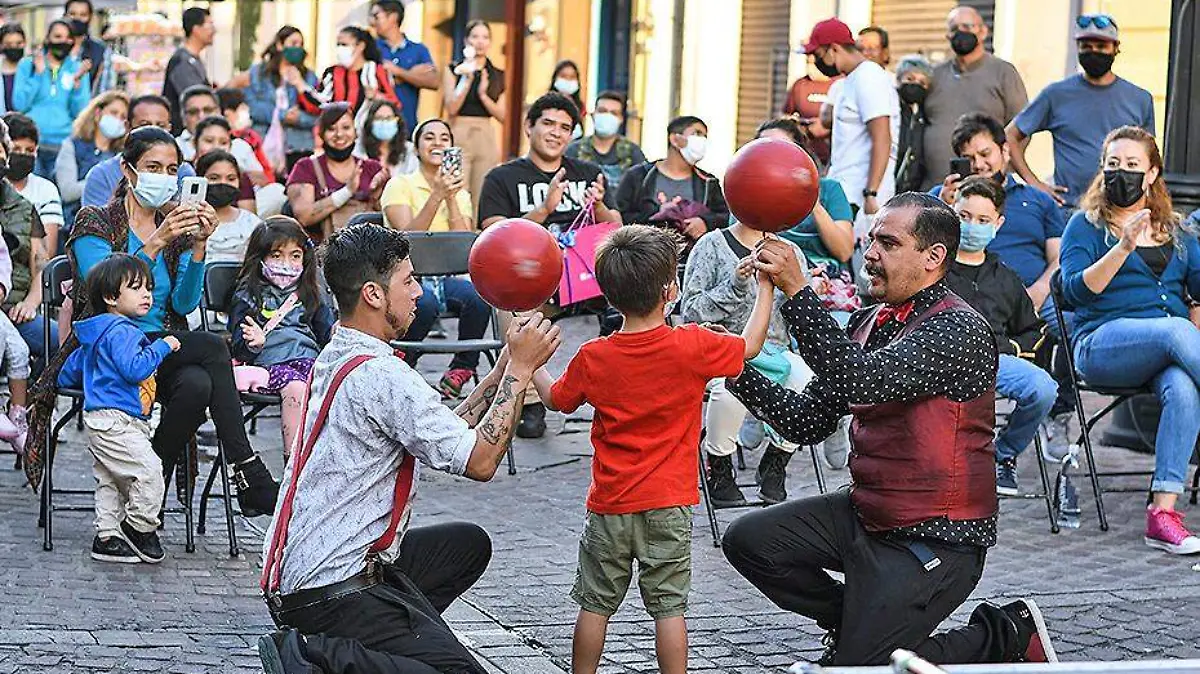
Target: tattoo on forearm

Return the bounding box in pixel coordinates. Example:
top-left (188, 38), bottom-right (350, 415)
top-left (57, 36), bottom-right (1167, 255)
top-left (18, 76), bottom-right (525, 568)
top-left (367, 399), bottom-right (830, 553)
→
top-left (479, 375), bottom-right (526, 464)
top-left (456, 381), bottom-right (499, 426)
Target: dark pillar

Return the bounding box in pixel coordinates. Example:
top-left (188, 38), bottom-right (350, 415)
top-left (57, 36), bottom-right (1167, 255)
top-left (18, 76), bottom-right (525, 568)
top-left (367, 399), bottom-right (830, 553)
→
top-left (504, 0), bottom-right (526, 160)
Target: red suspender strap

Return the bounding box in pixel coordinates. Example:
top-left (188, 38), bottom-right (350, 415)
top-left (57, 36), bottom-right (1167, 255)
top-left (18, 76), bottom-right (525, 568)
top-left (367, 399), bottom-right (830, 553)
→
top-left (368, 453), bottom-right (416, 554)
top-left (261, 354), bottom-right (375, 594)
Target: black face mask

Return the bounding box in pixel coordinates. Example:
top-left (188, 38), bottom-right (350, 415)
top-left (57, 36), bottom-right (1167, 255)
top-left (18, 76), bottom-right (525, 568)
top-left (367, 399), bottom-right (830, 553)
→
top-left (68, 19), bottom-right (89, 37)
top-left (813, 54), bottom-right (840, 79)
top-left (46, 42), bottom-right (72, 60)
top-left (324, 143), bottom-right (355, 162)
top-left (1, 47), bottom-right (23, 64)
top-left (949, 31), bottom-right (978, 56)
top-left (1103, 168), bottom-right (1146, 208)
top-left (0, 161), bottom-right (7, 182)
top-left (1078, 51), bottom-right (1115, 79)
top-left (898, 82), bottom-right (927, 105)
top-left (205, 183), bottom-right (240, 208)
top-left (6, 153), bottom-right (33, 182)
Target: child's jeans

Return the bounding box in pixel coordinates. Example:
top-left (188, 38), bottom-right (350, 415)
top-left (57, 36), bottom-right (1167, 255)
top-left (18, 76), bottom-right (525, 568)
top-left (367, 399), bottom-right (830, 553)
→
top-left (84, 409), bottom-right (164, 538)
top-left (0, 310), bottom-right (30, 380)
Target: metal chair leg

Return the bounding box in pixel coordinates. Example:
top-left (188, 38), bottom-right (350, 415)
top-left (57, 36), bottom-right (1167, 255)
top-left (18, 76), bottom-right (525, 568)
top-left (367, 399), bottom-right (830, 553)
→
top-left (183, 442), bottom-right (195, 554)
top-left (41, 425), bottom-right (55, 551)
top-left (1033, 434), bottom-right (1060, 534)
top-left (809, 445), bottom-right (827, 495)
top-left (1076, 413), bottom-right (1109, 531)
top-left (198, 459), bottom-right (220, 535)
top-left (697, 439), bottom-right (721, 548)
top-left (249, 416), bottom-right (258, 436)
top-left (1191, 462), bottom-right (1199, 506)
top-left (736, 444), bottom-right (746, 471)
top-left (216, 443), bottom-right (239, 558)
top-left (506, 441), bottom-right (516, 476)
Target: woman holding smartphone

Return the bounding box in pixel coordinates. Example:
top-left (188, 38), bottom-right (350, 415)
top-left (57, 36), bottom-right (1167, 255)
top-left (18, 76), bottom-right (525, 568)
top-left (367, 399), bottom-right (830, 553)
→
top-left (442, 20), bottom-right (504, 212)
top-left (380, 117), bottom-right (490, 399)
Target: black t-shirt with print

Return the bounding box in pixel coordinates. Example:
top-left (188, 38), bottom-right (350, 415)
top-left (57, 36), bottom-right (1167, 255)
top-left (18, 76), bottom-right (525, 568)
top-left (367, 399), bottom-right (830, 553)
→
top-left (477, 156), bottom-right (617, 229)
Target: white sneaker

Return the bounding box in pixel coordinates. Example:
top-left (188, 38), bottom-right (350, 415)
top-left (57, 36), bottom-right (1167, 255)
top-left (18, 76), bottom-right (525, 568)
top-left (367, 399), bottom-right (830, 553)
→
top-left (1040, 412), bottom-right (1072, 463)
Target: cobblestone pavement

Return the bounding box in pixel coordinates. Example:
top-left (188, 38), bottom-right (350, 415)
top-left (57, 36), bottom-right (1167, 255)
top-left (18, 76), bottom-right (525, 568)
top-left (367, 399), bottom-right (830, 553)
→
top-left (1, 316), bottom-right (1198, 673)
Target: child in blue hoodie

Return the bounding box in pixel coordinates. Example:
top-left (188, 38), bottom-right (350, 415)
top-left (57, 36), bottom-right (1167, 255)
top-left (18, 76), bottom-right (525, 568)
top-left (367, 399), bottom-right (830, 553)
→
top-left (58, 254), bottom-right (180, 564)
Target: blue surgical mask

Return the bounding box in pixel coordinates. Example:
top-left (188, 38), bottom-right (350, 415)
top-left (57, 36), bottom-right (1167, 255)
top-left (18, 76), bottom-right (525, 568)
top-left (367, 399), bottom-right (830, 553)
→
top-left (371, 119), bottom-right (399, 142)
top-left (99, 114), bottom-right (127, 140)
top-left (592, 112), bottom-right (620, 138)
top-left (131, 170), bottom-right (177, 209)
top-left (959, 219), bottom-right (997, 252)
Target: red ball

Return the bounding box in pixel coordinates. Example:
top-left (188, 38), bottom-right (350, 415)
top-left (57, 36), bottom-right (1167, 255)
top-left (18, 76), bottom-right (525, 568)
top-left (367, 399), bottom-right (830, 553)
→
top-left (468, 218), bottom-right (564, 312)
top-left (724, 138), bottom-right (820, 233)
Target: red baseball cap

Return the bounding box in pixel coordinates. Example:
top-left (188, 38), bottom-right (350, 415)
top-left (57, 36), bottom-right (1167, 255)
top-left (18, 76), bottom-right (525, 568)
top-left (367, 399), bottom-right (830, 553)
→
top-left (803, 18), bottom-right (855, 54)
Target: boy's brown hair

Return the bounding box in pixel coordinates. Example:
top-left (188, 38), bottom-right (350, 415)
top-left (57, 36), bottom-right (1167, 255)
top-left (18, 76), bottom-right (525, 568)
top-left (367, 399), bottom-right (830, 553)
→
top-left (595, 225), bottom-right (679, 318)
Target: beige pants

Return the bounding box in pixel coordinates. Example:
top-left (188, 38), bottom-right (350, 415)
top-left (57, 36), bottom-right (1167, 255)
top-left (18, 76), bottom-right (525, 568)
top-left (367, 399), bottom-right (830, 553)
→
top-left (451, 116), bottom-right (500, 216)
top-left (704, 351), bottom-right (813, 456)
top-left (84, 409), bottom-right (164, 538)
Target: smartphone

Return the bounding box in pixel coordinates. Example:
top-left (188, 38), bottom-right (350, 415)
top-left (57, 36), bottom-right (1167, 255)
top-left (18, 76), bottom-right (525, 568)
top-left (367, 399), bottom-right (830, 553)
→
top-left (441, 147), bottom-right (463, 175)
top-left (180, 176), bottom-right (208, 205)
top-left (949, 157), bottom-right (973, 179)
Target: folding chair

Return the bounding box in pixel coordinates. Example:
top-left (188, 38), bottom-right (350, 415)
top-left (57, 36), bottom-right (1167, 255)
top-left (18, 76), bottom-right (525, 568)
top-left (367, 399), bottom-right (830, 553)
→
top-left (994, 395), bottom-right (1059, 534)
top-left (346, 212), bottom-right (384, 228)
top-left (1049, 270), bottom-right (1200, 531)
top-left (389, 231), bottom-right (509, 473)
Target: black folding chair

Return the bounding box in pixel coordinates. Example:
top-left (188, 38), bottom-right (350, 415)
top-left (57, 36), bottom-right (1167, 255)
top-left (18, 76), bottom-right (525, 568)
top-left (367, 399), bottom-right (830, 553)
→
top-left (1049, 270), bottom-right (1200, 531)
top-left (994, 394), bottom-right (1059, 534)
top-left (346, 212), bottom-right (384, 228)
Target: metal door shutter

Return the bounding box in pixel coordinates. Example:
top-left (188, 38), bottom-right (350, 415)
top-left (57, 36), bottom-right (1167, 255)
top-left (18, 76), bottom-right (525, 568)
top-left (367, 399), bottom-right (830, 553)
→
top-left (871, 0), bottom-right (956, 61)
top-left (735, 0), bottom-right (792, 146)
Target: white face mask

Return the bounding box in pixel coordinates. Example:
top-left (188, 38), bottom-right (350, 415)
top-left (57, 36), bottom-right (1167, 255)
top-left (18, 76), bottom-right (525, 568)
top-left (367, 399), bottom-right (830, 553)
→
top-left (335, 45), bottom-right (356, 68)
top-left (235, 108), bottom-right (252, 131)
top-left (679, 134), bottom-right (707, 166)
top-left (553, 77), bottom-right (580, 95)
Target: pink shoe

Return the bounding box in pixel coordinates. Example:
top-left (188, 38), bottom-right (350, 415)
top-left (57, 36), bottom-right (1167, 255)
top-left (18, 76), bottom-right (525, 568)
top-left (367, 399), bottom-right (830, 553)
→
top-left (8, 405), bottom-right (27, 456)
top-left (1145, 506), bottom-right (1200, 554)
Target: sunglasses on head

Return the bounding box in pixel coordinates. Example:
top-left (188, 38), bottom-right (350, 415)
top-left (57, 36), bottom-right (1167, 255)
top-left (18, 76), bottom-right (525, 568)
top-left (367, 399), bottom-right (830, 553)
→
top-left (1076, 14), bottom-right (1117, 30)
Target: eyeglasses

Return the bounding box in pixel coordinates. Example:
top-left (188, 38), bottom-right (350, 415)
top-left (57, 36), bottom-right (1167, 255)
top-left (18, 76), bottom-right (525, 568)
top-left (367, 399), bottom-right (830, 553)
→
top-left (1077, 14), bottom-right (1117, 30)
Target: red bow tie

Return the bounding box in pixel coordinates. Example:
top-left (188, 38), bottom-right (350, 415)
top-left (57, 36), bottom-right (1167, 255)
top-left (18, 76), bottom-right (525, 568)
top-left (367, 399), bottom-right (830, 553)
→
top-left (875, 300), bottom-right (915, 328)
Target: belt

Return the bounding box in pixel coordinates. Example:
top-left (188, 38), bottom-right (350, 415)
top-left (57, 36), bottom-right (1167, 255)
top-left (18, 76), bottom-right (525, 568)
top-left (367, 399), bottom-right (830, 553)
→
top-left (266, 565), bottom-right (382, 615)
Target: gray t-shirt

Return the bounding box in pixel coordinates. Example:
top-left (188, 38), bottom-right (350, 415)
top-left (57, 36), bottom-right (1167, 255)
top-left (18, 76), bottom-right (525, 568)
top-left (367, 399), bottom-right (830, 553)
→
top-left (921, 53), bottom-right (1028, 190)
top-left (654, 172), bottom-right (696, 204)
top-left (1014, 74), bottom-right (1155, 207)
top-left (264, 327), bottom-right (476, 594)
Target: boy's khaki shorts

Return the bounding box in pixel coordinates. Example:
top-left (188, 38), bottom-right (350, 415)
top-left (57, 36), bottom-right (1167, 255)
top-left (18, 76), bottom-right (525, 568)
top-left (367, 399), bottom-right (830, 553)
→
top-left (570, 506), bottom-right (692, 619)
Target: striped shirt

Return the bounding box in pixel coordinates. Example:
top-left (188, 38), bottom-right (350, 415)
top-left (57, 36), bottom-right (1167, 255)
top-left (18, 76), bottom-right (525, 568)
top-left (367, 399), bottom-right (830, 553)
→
top-left (15, 174), bottom-right (64, 230)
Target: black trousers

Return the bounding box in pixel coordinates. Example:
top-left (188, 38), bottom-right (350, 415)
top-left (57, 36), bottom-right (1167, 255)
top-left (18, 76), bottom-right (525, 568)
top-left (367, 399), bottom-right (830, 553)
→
top-left (149, 331), bottom-right (255, 466)
top-left (721, 490), bottom-right (1016, 665)
top-left (273, 522), bottom-right (493, 674)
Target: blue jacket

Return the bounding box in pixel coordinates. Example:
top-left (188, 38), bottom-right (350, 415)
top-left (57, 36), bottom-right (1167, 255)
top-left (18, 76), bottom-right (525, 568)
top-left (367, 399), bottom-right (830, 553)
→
top-left (246, 63), bottom-right (319, 155)
top-left (57, 314), bottom-right (174, 419)
top-left (81, 155), bottom-right (196, 208)
top-left (12, 56), bottom-right (90, 146)
top-left (1060, 211), bottom-right (1200, 338)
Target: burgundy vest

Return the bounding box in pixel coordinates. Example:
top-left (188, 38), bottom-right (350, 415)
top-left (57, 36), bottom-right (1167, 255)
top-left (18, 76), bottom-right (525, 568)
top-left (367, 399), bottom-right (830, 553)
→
top-left (847, 293), bottom-right (998, 532)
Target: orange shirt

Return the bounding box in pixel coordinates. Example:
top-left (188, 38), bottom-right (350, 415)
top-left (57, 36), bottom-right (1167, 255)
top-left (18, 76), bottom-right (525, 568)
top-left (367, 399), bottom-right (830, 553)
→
top-left (550, 323), bottom-right (745, 515)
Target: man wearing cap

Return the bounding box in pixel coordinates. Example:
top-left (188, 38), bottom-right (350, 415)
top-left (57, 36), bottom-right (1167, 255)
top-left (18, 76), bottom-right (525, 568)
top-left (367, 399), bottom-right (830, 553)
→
top-left (804, 18), bottom-right (899, 240)
top-left (1005, 14), bottom-right (1154, 210)
top-left (920, 5), bottom-right (1028, 191)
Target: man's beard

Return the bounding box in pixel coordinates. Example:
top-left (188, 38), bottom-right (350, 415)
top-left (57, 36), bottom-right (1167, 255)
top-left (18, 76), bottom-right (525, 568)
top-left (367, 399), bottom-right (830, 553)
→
top-left (385, 306), bottom-right (408, 341)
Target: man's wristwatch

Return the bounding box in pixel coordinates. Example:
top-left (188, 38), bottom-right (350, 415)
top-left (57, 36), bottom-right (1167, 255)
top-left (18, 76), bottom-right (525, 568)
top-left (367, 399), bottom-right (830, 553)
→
top-left (862, 189), bottom-right (879, 198)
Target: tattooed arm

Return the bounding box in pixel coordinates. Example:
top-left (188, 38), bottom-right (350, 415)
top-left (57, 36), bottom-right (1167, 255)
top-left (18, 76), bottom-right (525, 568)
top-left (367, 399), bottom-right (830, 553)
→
top-left (463, 314), bottom-right (562, 481)
top-left (455, 348), bottom-right (510, 427)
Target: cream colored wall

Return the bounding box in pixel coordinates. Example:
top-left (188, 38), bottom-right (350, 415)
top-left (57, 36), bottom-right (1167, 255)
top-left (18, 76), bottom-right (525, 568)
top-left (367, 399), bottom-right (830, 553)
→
top-left (676, 0), bottom-right (743, 176)
top-left (631, 0), bottom-right (678, 153)
top-left (787, 0), bottom-right (837, 83)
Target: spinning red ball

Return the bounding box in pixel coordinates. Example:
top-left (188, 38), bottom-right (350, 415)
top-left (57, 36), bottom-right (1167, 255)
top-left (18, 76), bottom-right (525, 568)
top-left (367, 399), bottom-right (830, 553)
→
top-left (469, 218), bottom-right (564, 312)
top-left (723, 138), bottom-right (820, 233)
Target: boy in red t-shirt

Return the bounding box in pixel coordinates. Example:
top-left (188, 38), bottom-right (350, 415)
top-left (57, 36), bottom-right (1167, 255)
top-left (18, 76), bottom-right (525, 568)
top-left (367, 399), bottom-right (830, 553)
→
top-left (533, 224), bottom-right (777, 674)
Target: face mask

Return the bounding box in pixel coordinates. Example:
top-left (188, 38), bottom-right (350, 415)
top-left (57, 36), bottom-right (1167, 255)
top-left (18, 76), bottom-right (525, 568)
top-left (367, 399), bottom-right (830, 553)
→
top-left (98, 114), bottom-right (126, 140)
top-left (68, 19), bottom-right (89, 37)
top-left (898, 82), bottom-right (927, 106)
top-left (1078, 51), bottom-right (1115, 79)
top-left (262, 261), bottom-right (303, 289)
top-left (571, 124), bottom-right (583, 140)
top-left (949, 31), bottom-right (978, 56)
top-left (959, 220), bottom-right (996, 252)
top-left (130, 170), bottom-right (177, 209)
top-left (2, 47), bottom-right (23, 63)
top-left (46, 42), bottom-right (72, 60)
top-left (679, 134), bottom-right (707, 166)
top-left (1103, 168), bottom-right (1146, 208)
top-left (335, 45), bottom-right (356, 68)
top-left (553, 77), bottom-right (579, 95)
top-left (205, 183), bottom-right (239, 209)
top-left (5, 152), bottom-right (33, 181)
top-left (282, 46), bottom-right (306, 65)
top-left (371, 119), bottom-right (399, 141)
top-left (324, 142), bottom-right (355, 162)
top-left (592, 112), bottom-right (620, 137)
top-left (813, 54), bottom-right (840, 78)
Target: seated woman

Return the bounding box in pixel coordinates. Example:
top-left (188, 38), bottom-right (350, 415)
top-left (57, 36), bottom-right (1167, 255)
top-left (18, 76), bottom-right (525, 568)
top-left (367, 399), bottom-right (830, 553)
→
top-left (27, 126), bottom-right (279, 517)
top-left (286, 102), bottom-right (386, 242)
top-left (359, 99), bottom-right (417, 176)
top-left (195, 149), bottom-right (262, 264)
top-left (56, 90), bottom-right (128, 237)
top-left (382, 118), bottom-right (491, 399)
top-left (194, 116), bottom-right (259, 214)
top-left (1060, 125), bottom-right (1200, 555)
top-left (681, 218), bottom-right (814, 506)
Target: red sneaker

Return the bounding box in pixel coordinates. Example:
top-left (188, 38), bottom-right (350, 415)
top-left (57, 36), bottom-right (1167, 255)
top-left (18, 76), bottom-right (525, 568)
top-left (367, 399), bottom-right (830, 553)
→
top-left (1001, 599), bottom-right (1057, 663)
top-left (438, 368), bottom-right (474, 399)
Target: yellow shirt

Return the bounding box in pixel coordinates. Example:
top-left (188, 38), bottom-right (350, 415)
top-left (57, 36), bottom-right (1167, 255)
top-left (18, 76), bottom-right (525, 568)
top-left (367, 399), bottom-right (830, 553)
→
top-left (381, 170), bottom-right (474, 232)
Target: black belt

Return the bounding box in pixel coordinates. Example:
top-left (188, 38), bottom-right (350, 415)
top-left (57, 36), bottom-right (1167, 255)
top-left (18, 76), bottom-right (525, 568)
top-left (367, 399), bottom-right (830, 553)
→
top-left (266, 565), bottom-right (382, 615)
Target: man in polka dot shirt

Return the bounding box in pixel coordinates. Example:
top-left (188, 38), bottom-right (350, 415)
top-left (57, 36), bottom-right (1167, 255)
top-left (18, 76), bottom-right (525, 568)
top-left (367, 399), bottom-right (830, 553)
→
top-left (720, 193), bottom-right (1056, 666)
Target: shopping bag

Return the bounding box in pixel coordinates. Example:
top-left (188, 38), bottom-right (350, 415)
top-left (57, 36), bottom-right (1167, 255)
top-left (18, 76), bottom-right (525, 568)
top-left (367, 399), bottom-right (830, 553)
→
top-left (556, 201), bottom-right (619, 307)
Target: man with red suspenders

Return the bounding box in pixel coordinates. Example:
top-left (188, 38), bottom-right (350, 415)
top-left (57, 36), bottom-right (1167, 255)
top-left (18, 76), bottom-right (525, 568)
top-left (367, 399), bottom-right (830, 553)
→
top-left (257, 224), bottom-right (562, 673)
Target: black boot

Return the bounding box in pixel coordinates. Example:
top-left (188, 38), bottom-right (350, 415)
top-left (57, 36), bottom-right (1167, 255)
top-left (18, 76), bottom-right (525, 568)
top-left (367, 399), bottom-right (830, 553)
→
top-left (517, 403), bottom-right (547, 439)
top-left (233, 455), bottom-right (280, 517)
top-left (259, 629), bottom-right (317, 674)
top-left (815, 629), bottom-right (839, 665)
top-left (756, 445), bottom-right (792, 504)
top-left (707, 454), bottom-right (746, 507)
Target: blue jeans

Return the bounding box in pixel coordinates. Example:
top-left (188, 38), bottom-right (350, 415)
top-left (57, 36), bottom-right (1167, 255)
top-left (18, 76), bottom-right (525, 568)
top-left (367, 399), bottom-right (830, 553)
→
top-left (994, 354), bottom-right (1057, 461)
top-left (1039, 295), bottom-right (1077, 415)
top-left (13, 313), bottom-right (57, 380)
top-left (1075, 317), bottom-right (1200, 494)
top-left (405, 278), bottom-right (492, 371)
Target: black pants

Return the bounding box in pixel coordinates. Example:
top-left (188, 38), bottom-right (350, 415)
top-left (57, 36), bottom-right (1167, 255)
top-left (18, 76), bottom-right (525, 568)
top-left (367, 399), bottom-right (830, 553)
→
top-left (149, 331), bottom-right (254, 466)
top-left (274, 522), bottom-right (493, 674)
top-left (721, 490), bottom-right (1016, 665)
